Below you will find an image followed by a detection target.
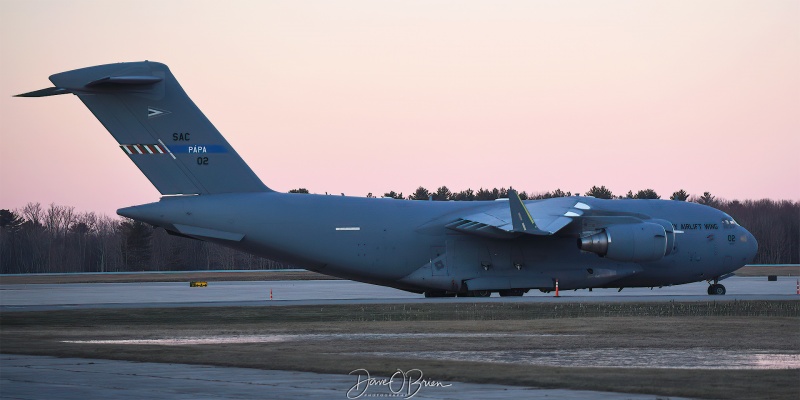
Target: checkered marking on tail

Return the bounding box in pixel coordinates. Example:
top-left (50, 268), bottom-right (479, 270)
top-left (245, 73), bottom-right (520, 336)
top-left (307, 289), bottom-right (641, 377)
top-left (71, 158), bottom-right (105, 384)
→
top-left (120, 144), bottom-right (167, 155)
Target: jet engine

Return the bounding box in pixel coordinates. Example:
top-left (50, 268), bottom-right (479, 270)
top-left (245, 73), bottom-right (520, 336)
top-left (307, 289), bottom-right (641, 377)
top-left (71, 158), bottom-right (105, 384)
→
top-left (578, 222), bottom-right (668, 262)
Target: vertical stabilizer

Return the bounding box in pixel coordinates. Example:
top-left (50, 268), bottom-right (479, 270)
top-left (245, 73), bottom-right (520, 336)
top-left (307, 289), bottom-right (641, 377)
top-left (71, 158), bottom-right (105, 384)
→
top-left (18, 61), bottom-right (270, 195)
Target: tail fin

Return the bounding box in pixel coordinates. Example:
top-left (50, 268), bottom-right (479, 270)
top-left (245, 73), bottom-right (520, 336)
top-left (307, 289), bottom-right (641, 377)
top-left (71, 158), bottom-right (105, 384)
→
top-left (16, 61), bottom-right (271, 195)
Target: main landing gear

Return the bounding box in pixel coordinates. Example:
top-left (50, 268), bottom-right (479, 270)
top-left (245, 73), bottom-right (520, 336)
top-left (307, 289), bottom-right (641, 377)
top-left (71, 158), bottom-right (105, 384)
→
top-left (424, 288), bottom-right (527, 298)
top-left (459, 290), bottom-right (491, 297)
top-left (707, 278), bottom-right (726, 295)
top-left (424, 291), bottom-right (456, 298)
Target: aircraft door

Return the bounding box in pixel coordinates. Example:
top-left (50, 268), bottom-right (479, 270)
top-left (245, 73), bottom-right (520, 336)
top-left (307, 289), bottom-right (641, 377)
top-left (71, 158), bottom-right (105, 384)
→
top-left (430, 245), bottom-right (448, 276)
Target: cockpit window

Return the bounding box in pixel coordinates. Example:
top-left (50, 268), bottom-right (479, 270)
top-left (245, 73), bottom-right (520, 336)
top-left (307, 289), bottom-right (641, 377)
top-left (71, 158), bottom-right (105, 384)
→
top-left (721, 217), bottom-right (738, 228)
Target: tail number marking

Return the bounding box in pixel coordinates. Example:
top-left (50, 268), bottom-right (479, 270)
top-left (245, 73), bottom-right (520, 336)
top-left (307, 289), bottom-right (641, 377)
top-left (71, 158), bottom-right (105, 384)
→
top-left (166, 145), bottom-right (227, 154)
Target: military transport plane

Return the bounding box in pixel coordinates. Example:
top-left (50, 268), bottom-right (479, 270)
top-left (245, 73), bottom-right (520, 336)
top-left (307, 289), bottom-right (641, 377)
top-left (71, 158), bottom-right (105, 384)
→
top-left (17, 61), bottom-right (758, 297)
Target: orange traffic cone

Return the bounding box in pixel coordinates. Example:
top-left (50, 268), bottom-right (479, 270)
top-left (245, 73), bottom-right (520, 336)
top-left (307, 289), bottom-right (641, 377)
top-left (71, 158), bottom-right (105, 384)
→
top-left (555, 279), bottom-right (560, 297)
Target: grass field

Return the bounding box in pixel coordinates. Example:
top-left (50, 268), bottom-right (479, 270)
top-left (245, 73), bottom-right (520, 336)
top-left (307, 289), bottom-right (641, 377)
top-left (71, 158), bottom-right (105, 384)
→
top-left (2, 301), bottom-right (798, 399)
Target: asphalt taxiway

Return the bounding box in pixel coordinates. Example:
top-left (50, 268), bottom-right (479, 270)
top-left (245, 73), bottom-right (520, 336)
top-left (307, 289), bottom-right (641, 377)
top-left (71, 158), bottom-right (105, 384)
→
top-left (1, 276), bottom-right (797, 312)
top-left (1, 354), bottom-right (692, 400)
top-left (2, 276), bottom-right (797, 399)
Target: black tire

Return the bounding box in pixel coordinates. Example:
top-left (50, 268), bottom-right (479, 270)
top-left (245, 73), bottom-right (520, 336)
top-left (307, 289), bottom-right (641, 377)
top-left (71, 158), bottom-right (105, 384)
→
top-left (472, 290), bottom-right (491, 297)
top-left (499, 289), bottom-right (525, 297)
top-left (708, 284), bottom-right (726, 295)
top-left (426, 291), bottom-right (457, 298)
top-left (707, 285), bottom-right (714, 295)
top-left (713, 284), bottom-right (726, 295)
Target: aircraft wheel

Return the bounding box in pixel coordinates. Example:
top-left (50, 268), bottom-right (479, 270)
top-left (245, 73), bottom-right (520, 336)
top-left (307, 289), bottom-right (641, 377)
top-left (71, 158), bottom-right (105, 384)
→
top-left (472, 290), bottom-right (492, 297)
top-left (499, 289), bottom-right (525, 297)
top-left (708, 284), bottom-right (726, 295)
top-left (425, 291), bottom-right (456, 298)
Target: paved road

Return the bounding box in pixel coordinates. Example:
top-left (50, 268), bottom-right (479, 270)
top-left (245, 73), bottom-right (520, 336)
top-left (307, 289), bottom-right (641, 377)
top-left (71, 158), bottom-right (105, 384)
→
top-left (1, 276), bottom-right (797, 312)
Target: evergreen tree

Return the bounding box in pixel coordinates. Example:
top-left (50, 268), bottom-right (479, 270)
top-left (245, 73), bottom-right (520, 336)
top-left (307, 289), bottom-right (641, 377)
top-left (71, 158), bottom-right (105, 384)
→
top-left (452, 189), bottom-right (475, 201)
top-left (585, 185), bottom-right (614, 199)
top-left (383, 191), bottom-right (404, 199)
top-left (288, 188), bottom-right (310, 193)
top-left (410, 186), bottom-right (431, 200)
top-left (634, 189), bottom-right (660, 199)
top-left (0, 209), bottom-right (24, 233)
top-left (696, 191), bottom-right (717, 207)
top-left (475, 188), bottom-right (496, 200)
top-left (548, 188), bottom-right (571, 198)
top-left (433, 186), bottom-right (452, 201)
top-left (497, 187), bottom-right (509, 199)
top-left (670, 189), bottom-right (689, 201)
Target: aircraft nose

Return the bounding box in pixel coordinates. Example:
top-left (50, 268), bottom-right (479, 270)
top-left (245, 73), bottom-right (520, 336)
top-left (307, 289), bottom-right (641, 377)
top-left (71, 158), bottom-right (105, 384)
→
top-left (742, 228), bottom-right (758, 264)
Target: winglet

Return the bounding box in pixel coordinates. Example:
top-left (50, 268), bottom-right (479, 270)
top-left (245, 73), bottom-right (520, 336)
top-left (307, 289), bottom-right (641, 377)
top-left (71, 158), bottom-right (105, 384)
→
top-left (508, 188), bottom-right (538, 233)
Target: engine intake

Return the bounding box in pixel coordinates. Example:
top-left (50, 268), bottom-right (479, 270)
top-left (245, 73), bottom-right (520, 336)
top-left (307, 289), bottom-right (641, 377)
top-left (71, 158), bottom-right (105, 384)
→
top-left (578, 222), bottom-right (668, 262)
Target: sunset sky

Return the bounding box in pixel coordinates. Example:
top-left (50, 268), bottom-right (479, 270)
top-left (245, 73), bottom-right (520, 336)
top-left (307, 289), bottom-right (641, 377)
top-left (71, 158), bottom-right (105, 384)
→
top-left (1, 0), bottom-right (798, 217)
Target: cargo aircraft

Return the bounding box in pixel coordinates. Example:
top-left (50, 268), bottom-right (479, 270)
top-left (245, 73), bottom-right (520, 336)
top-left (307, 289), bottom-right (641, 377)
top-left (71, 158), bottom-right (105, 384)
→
top-left (17, 62), bottom-right (758, 297)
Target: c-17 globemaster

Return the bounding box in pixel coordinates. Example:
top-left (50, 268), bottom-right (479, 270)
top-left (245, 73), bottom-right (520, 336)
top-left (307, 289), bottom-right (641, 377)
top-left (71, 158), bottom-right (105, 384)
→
top-left (17, 61), bottom-right (758, 297)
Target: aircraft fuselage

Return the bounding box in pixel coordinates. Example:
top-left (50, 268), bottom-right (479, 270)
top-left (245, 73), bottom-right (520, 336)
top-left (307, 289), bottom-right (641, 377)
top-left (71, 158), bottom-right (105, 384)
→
top-left (119, 193), bottom-right (757, 294)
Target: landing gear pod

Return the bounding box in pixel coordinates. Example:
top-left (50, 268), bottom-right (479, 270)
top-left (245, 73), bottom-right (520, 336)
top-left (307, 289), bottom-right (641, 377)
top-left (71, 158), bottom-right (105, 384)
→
top-left (578, 222), bottom-right (668, 262)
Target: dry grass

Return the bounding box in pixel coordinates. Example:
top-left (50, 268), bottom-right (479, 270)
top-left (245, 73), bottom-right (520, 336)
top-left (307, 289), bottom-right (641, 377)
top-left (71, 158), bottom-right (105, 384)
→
top-left (2, 301), bottom-right (799, 399)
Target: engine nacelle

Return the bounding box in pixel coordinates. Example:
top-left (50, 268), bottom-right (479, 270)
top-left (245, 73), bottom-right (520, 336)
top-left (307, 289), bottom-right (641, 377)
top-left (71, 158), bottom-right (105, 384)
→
top-left (647, 219), bottom-right (676, 256)
top-left (578, 222), bottom-right (668, 262)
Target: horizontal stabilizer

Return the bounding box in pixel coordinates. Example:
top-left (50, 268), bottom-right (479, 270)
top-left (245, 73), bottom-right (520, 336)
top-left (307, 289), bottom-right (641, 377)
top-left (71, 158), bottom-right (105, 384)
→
top-left (173, 224), bottom-right (244, 242)
top-left (86, 75), bottom-right (163, 87)
top-left (15, 76), bottom-right (163, 97)
top-left (14, 87), bottom-right (69, 97)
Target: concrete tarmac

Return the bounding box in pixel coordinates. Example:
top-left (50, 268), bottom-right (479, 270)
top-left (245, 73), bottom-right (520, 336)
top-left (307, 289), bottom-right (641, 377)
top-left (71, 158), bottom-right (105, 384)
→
top-left (1, 276), bottom-right (798, 312)
top-left (0, 354), bottom-right (690, 400)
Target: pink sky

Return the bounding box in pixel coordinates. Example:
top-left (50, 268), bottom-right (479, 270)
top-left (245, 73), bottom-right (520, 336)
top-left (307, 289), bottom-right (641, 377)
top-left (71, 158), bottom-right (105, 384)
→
top-left (1, 0), bottom-right (798, 217)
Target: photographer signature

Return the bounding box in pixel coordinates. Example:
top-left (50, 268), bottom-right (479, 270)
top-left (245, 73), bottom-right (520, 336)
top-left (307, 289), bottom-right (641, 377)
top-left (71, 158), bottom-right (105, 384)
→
top-left (347, 368), bottom-right (452, 399)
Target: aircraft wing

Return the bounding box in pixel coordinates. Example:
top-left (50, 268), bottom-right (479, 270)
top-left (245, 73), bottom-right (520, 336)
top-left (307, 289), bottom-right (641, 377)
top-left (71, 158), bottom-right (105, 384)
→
top-left (445, 190), bottom-right (590, 238)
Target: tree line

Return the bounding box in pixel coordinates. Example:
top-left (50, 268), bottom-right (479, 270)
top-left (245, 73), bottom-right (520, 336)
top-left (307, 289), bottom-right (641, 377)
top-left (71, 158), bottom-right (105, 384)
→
top-left (1, 187), bottom-right (797, 273)
top-left (0, 203), bottom-right (287, 274)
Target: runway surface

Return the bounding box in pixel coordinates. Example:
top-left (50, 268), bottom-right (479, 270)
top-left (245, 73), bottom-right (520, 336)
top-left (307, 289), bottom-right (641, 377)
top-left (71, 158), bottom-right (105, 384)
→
top-left (1, 354), bottom-right (690, 400)
top-left (1, 276), bottom-right (797, 312)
